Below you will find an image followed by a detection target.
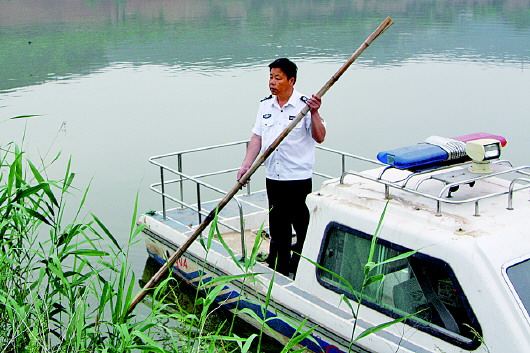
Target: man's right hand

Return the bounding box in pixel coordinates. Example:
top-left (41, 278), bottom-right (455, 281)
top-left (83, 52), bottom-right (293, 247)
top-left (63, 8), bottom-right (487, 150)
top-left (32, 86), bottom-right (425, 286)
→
top-left (237, 166), bottom-right (250, 185)
top-left (237, 134), bottom-right (261, 185)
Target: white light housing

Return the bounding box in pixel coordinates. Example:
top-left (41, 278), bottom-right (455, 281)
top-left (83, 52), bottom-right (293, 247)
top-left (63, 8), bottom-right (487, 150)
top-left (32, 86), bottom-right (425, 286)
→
top-left (466, 139), bottom-right (502, 174)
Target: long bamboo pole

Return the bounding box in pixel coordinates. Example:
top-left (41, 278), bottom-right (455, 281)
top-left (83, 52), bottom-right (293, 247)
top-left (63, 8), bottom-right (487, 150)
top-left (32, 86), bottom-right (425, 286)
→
top-left (127, 16), bottom-right (393, 316)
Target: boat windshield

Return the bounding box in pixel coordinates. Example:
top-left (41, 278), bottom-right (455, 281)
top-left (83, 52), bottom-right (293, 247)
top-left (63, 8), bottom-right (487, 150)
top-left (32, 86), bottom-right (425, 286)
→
top-left (506, 257), bottom-right (530, 319)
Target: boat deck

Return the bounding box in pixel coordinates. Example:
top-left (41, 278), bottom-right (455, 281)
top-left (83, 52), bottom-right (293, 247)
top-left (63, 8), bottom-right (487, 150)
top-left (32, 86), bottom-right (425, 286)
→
top-left (150, 190), bottom-right (270, 236)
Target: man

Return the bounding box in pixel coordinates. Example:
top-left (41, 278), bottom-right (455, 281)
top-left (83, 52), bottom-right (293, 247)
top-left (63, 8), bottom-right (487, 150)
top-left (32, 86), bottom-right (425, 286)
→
top-left (237, 58), bottom-right (326, 276)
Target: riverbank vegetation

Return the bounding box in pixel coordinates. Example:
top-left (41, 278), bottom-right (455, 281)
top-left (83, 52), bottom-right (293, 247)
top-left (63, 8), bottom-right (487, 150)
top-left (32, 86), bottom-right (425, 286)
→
top-left (1, 141), bottom-right (158, 351)
top-left (0, 142), bottom-right (283, 352)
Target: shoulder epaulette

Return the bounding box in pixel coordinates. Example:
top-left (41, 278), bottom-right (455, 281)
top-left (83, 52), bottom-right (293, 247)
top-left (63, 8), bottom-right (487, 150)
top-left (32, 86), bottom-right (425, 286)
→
top-left (300, 96), bottom-right (308, 102)
top-left (260, 95), bottom-right (273, 102)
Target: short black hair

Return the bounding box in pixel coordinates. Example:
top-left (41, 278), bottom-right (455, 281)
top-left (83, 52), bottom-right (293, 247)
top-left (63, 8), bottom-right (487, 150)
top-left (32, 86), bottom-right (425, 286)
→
top-left (269, 58), bottom-right (297, 82)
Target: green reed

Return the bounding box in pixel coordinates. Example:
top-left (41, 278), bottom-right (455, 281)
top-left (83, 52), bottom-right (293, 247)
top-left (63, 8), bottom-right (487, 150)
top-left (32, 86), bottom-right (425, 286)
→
top-left (0, 138), bottom-right (295, 352)
top-left (0, 141), bottom-right (245, 352)
top-left (1, 142), bottom-right (141, 351)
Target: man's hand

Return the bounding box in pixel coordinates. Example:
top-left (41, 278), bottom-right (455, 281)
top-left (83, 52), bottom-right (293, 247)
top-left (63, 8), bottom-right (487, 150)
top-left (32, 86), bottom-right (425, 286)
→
top-left (237, 166), bottom-right (250, 184)
top-left (237, 134), bottom-right (262, 185)
top-left (307, 95), bottom-right (326, 143)
top-left (306, 94), bottom-right (321, 113)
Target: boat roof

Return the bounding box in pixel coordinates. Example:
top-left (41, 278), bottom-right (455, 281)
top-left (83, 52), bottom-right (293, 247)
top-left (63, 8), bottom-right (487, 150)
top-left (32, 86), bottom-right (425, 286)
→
top-left (312, 160), bottom-right (530, 269)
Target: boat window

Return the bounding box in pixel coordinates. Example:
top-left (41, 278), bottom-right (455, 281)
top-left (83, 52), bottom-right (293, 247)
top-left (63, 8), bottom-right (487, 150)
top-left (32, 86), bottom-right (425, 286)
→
top-left (317, 222), bottom-right (481, 350)
top-left (506, 258), bottom-right (530, 318)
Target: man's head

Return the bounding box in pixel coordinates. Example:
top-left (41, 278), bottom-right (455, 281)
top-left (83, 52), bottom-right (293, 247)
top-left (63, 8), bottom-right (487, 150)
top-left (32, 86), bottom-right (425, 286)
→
top-left (268, 58), bottom-right (297, 82)
top-left (268, 58), bottom-right (297, 97)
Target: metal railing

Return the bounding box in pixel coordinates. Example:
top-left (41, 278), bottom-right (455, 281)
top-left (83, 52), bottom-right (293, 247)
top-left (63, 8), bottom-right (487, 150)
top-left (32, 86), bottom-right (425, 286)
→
top-left (149, 141), bottom-right (251, 257)
top-left (148, 141), bottom-right (375, 258)
top-left (149, 141), bottom-right (374, 219)
top-left (148, 141), bottom-right (530, 245)
top-left (149, 141), bottom-right (251, 221)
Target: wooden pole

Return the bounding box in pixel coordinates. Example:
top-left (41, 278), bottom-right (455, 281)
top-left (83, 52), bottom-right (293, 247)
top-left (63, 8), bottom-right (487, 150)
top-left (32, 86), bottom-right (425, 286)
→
top-left (127, 17), bottom-right (394, 316)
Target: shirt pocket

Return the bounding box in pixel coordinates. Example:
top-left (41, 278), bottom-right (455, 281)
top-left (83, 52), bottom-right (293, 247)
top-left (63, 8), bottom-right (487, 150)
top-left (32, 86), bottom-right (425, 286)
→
top-left (261, 118), bottom-right (275, 129)
top-left (290, 121), bottom-right (306, 139)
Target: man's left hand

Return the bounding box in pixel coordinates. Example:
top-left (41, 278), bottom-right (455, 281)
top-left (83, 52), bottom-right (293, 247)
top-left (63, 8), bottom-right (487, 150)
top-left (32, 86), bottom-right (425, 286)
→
top-left (306, 94), bottom-right (321, 112)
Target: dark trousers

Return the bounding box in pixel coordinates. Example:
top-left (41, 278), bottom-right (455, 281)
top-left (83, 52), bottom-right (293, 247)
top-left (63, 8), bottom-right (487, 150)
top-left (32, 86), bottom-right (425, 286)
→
top-left (266, 178), bottom-right (312, 276)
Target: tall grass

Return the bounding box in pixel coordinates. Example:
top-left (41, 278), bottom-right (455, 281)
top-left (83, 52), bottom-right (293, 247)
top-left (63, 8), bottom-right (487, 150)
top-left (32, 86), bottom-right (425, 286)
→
top-left (0, 141), bottom-right (255, 352)
top-left (0, 138), bottom-right (300, 353)
top-left (1, 142), bottom-right (138, 350)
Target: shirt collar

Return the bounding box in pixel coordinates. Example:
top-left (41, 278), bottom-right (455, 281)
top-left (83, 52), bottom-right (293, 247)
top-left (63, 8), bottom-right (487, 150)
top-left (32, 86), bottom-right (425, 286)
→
top-left (272, 90), bottom-right (302, 109)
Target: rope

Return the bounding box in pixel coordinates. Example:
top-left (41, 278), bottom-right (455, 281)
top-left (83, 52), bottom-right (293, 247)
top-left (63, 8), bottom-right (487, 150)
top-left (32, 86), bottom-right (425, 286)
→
top-left (425, 136), bottom-right (467, 161)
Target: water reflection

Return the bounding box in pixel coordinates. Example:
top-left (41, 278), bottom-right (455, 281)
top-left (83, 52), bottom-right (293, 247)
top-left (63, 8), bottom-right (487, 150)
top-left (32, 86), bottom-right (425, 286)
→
top-left (1, 0), bottom-right (529, 92)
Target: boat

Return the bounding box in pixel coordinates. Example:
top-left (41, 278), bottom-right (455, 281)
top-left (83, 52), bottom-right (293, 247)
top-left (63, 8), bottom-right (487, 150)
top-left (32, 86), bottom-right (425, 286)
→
top-left (138, 137), bottom-right (530, 352)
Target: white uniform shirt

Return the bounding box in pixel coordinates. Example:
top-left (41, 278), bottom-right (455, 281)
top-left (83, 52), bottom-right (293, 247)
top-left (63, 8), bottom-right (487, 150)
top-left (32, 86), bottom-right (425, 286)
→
top-left (252, 90), bottom-right (316, 181)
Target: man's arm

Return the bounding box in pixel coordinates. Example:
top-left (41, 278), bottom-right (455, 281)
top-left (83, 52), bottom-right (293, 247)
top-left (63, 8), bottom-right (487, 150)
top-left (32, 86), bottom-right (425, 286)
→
top-left (237, 133), bottom-right (262, 181)
top-left (306, 95), bottom-right (326, 143)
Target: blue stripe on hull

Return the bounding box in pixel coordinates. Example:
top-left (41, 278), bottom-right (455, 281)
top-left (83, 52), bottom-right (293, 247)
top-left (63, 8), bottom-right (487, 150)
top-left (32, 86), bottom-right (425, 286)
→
top-left (147, 250), bottom-right (344, 353)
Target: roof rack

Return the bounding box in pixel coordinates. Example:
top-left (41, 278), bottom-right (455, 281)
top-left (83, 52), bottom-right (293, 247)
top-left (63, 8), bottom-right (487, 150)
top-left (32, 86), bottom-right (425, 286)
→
top-left (340, 159), bottom-right (530, 217)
